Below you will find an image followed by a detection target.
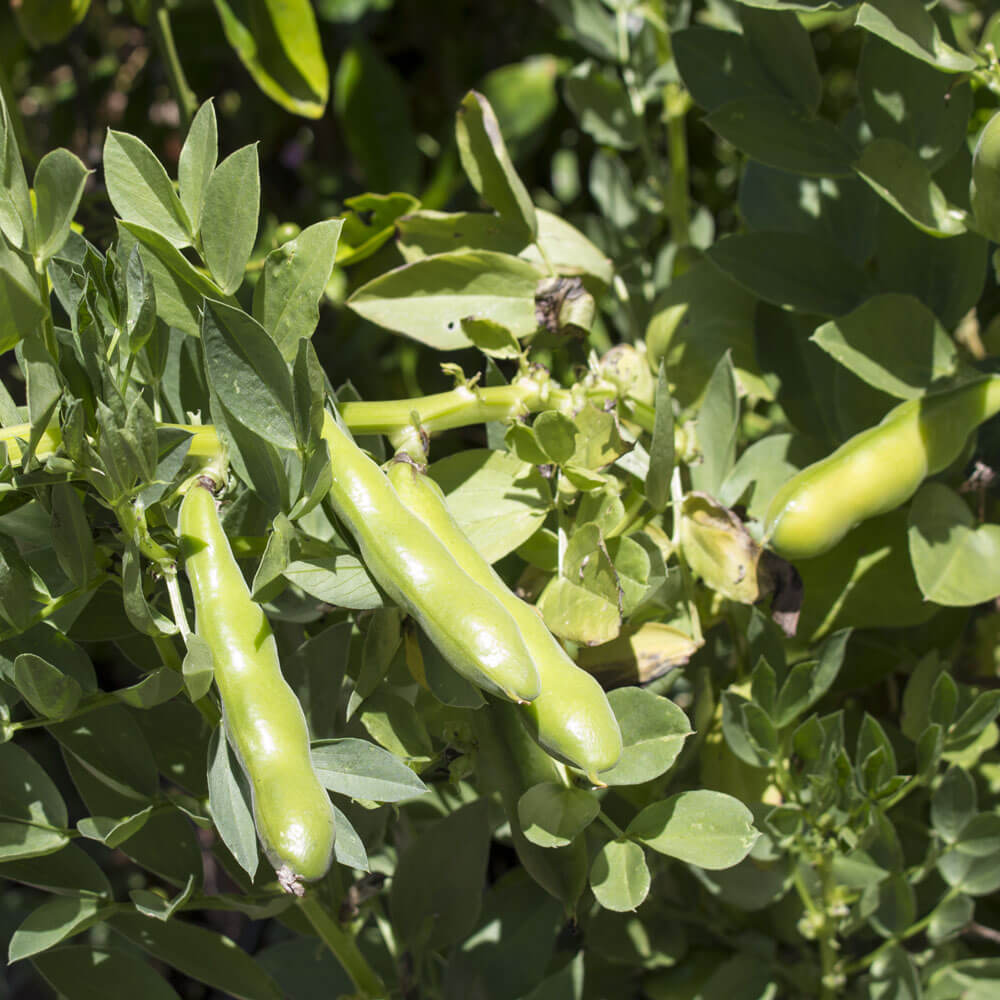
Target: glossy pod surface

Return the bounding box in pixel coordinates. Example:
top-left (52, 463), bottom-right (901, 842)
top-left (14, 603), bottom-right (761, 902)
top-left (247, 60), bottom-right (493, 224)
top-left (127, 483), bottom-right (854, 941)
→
top-left (179, 484), bottom-right (336, 890)
top-left (388, 459), bottom-right (622, 780)
top-left (320, 415), bottom-right (540, 703)
top-left (765, 378), bottom-right (1000, 561)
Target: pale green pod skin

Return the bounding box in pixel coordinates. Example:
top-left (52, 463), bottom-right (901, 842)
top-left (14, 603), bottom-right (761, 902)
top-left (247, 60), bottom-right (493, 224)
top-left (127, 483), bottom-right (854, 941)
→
top-left (320, 415), bottom-right (541, 703)
top-left (179, 484), bottom-right (336, 891)
top-left (765, 377), bottom-right (1000, 562)
top-left (388, 458), bottom-right (623, 780)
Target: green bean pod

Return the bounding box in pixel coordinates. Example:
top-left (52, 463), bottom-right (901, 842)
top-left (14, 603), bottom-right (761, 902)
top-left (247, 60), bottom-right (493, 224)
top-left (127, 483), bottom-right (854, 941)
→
top-left (179, 482), bottom-right (336, 894)
top-left (387, 457), bottom-right (622, 781)
top-left (473, 699), bottom-right (588, 910)
top-left (765, 377), bottom-right (1000, 561)
top-left (320, 414), bottom-right (540, 703)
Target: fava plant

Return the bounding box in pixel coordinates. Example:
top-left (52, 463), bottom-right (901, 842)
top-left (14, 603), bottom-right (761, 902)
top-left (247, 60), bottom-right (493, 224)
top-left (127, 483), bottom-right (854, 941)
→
top-left (2, 2), bottom-right (1000, 1000)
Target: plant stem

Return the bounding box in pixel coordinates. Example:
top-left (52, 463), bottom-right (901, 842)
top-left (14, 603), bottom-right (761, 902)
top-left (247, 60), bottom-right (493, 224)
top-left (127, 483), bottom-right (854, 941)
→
top-left (151, 1), bottom-right (198, 127)
top-left (298, 891), bottom-right (387, 999)
top-left (596, 810), bottom-right (626, 839)
top-left (0, 375), bottom-right (630, 469)
top-left (815, 854), bottom-right (841, 999)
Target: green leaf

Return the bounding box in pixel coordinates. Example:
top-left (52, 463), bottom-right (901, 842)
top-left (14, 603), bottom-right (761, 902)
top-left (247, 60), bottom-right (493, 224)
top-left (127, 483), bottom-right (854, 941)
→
top-left (358, 688), bottom-right (434, 764)
top-left (11, 0), bottom-right (91, 47)
top-left (333, 42), bottom-right (419, 192)
top-left (740, 162), bottom-right (877, 262)
top-left (691, 352), bottom-right (739, 496)
top-left (874, 211), bottom-right (987, 331)
top-left (517, 782), bottom-right (600, 848)
top-left (798, 509), bottom-right (935, 641)
top-left (201, 299), bottom-right (297, 448)
top-left (0, 843), bottom-right (111, 898)
top-left (521, 208), bottom-right (613, 285)
top-left (0, 742), bottom-right (69, 860)
top-left (928, 893), bottom-right (974, 945)
top-left (389, 799), bottom-right (491, 953)
top-left (539, 576), bottom-right (620, 646)
top-left (12, 652), bottom-right (83, 718)
top-left (456, 91), bottom-right (536, 240)
top-left (51, 705), bottom-right (159, 803)
top-left (628, 789), bottom-right (759, 870)
top-left (0, 239), bottom-right (45, 353)
top-left (705, 97), bottom-right (857, 178)
top-left (396, 210), bottom-right (529, 263)
top-left (908, 483), bottom-right (1000, 607)
top-left (600, 687), bottom-right (692, 787)
top-left (932, 765), bottom-right (977, 844)
top-left (590, 840), bottom-right (650, 912)
top-left (310, 738), bottom-right (429, 803)
top-left (199, 144), bottom-right (260, 294)
top-left (811, 294), bottom-right (959, 399)
top-left (534, 410), bottom-right (576, 465)
top-left (0, 89), bottom-right (36, 250)
top-left (129, 874), bottom-right (197, 921)
top-left (9, 897), bottom-right (105, 963)
top-left (859, 35), bottom-right (972, 172)
top-left (338, 192), bottom-right (419, 266)
top-left (644, 362), bottom-right (674, 512)
top-left (206, 727), bottom-right (258, 879)
top-left (255, 938), bottom-right (352, 999)
top-left (563, 61), bottom-right (639, 150)
top-left (33, 946), bottom-right (183, 1000)
top-left (347, 250), bottom-right (541, 351)
top-left (77, 806), bottom-right (154, 849)
top-left (33, 149), bottom-right (90, 265)
top-left (113, 669), bottom-right (183, 710)
top-left (855, 138), bottom-right (967, 238)
top-left (673, 26), bottom-right (792, 114)
top-left (122, 243), bottom-right (156, 354)
top-left (283, 553), bottom-right (382, 610)
top-left (330, 803), bottom-right (368, 871)
top-left (118, 221), bottom-right (231, 338)
top-left (707, 232), bottom-right (871, 317)
top-left (121, 541), bottom-right (177, 637)
top-left (480, 55), bottom-right (560, 152)
top-left (108, 913), bottom-right (283, 1000)
top-left (0, 534), bottom-right (40, 630)
top-left (855, 0), bottom-right (975, 73)
top-left (50, 484), bottom-right (97, 588)
top-left (177, 100), bottom-right (218, 233)
top-left (646, 257), bottom-right (758, 409)
top-left (213, 0), bottom-right (329, 118)
top-left (741, 6), bottom-right (822, 113)
top-left (772, 630), bottom-right (850, 727)
top-left (253, 220), bottom-right (342, 361)
top-left (181, 633), bottom-right (215, 703)
top-left (103, 131), bottom-right (191, 248)
top-left (538, 0), bottom-right (616, 60)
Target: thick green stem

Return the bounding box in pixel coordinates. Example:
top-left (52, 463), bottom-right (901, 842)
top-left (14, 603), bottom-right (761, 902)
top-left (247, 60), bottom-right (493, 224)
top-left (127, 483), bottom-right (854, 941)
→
top-left (298, 891), bottom-right (386, 999)
top-left (0, 376), bottom-right (627, 468)
top-left (151, 1), bottom-right (198, 127)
